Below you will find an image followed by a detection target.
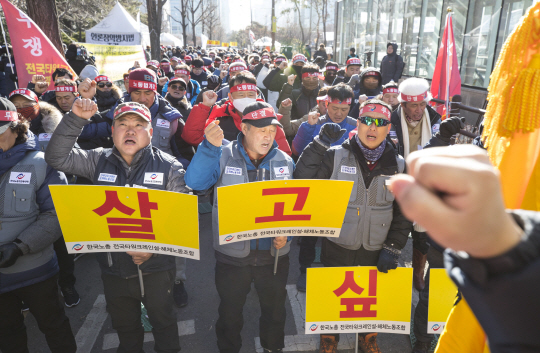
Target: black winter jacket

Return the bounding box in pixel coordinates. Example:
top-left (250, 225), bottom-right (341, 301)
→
top-left (380, 43), bottom-right (404, 85)
top-left (276, 84), bottom-right (319, 120)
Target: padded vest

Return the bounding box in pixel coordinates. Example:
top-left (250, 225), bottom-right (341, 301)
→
top-left (92, 146), bottom-right (176, 278)
top-left (0, 151), bottom-right (51, 275)
top-left (151, 113), bottom-right (178, 156)
top-left (329, 147), bottom-right (405, 251)
top-left (212, 141), bottom-right (295, 258)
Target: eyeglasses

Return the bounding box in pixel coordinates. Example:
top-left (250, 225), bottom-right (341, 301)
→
top-left (169, 85), bottom-right (185, 91)
top-left (97, 82), bottom-right (113, 88)
top-left (359, 116), bottom-right (390, 127)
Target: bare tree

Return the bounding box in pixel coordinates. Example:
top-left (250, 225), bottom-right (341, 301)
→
top-left (282, 0), bottom-right (307, 46)
top-left (170, 0), bottom-right (189, 46)
top-left (146, 0), bottom-right (168, 59)
top-left (26, 0), bottom-right (63, 54)
top-left (203, 1), bottom-right (220, 41)
top-left (186, 0), bottom-right (203, 46)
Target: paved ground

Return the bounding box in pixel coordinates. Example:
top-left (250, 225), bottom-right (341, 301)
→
top-left (23, 212), bottom-right (420, 353)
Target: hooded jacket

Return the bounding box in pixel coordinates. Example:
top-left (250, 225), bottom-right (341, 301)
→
top-left (348, 68), bottom-right (384, 118)
top-left (161, 79), bottom-right (201, 106)
top-left (380, 43), bottom-right (404, 85)
top-left (0, 131), bottom-right (68, 294)
top-left (181, 99), bottom-right (292, 156)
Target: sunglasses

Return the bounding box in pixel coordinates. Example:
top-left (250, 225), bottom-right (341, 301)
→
top-left (359, 116), bottom-right (390, 127)
top-left (170, 84), bottom-right (186, 91)
top-left (97, 82), bottom-right (113, 88)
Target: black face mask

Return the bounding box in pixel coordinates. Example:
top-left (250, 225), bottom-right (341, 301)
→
top-left (292, 65), bottom-right (303, 75)
top-left (325, 74), bottom-right (336, 84)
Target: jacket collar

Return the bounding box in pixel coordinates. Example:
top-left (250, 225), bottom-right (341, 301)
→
top-left (235, 132), bottom-right (278, 170)
top-left (0, 131), bottom-right (38, 175)
top-left (109, 143), bottom-right (153, 171)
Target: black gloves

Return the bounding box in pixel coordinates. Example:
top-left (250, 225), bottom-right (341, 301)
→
top-left (316, 123), bottom-right (346, 148)
top-left (377, 244), bottom-right (401, 273)
top-left (439, 116), bottom-right (465, 139)
top-left (0, 242), bottom-right (23, 268)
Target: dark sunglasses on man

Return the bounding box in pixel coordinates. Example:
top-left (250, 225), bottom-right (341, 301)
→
top-left (97, 82), bottom-right (113, 88)
top-left (170, 84), bottom-right (186, 91)
top-left (359, 116), bottom-right (391, 127)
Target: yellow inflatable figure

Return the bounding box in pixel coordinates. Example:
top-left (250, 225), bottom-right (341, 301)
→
top-left (436, 3), bottom-right (540, 352)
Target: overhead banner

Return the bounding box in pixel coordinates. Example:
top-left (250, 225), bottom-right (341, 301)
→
top-left (217, 180), bottom-right (353, 244)
top-left (427, 269), bottom-right (458, 333)
top-left (0, 0), bottom-right (76, 88)
top-left (229, 42), bottom-right (238, 47)
top-left (49, 185), bottom-right (200, 259)
top-left (222, 42), bottom-right (229, 47)
top-left (306, 267), bottom-right (413, 334)
top-left (77, 43), bottom-right (146, 82)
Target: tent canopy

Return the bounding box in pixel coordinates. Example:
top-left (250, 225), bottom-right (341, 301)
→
top-left (160, 33), bottom-right (183, 47)
top-left (86, 3), bottom-right (145, 46)
top-left (253, 36), bottom-right (281, 51)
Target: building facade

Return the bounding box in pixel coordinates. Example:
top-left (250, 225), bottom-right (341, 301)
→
top-left (334, 0), bottom-right (534, 89)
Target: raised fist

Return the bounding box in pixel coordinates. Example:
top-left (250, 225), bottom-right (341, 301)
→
top-left (202, 90), bottom-right (218, 107)
top-left (71, 98), bottom-right (98, 120)
top-left (287, 74), bottom-right (296, 86)
top-left (78, 78), bottom-right (96, 99)
top-left (204, 121), bottom-right (224, 147)
top-left (158, 76), bottom-right (169, 86)
top-left (280, 98), bottom-right (292, 108)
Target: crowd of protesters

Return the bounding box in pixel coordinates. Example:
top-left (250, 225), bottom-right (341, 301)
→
top-left (0, 40), bottom-right (538, 353)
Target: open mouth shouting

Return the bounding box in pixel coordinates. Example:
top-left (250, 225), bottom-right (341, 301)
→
top-left (124, 138), bottom-right (137, 145)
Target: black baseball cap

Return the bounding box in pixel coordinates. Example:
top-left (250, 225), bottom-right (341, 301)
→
top-left (242, 101), bottom-right (282, 128)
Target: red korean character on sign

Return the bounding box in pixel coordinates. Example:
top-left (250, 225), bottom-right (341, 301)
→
top-left (333, 270), bottom-right (378, 318)
top-left (255, 187), bottom-right (312, 223)
top-left (93, 190), bottom-right (158, 240)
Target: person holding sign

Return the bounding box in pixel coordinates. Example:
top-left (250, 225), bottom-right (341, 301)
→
top-left (0, 97), bottom-right (76, 353)
top-left (185, 101), bottom-right (294, 353)
top-left (294, 99), bottom-right (412, 353)
top-left (45, 100), bottom-right (191, 353)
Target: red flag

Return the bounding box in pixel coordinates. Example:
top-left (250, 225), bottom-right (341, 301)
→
top-left (0, 0), bottom-right (76, 89)
top-left (430, 13), bottom-right (461, 120)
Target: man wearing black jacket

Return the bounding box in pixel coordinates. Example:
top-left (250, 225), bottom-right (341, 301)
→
top-left (276, 63), bottom-right (320, 120)
top-left (294, 99), bottom-right (412, 353)
top-left (380, 43), bottom-right (404, 85)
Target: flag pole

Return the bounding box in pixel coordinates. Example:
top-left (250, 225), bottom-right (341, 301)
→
top-left (0, 11), bottom-right (17, 89)
top-left (445, 8), bottom-right (452, 119)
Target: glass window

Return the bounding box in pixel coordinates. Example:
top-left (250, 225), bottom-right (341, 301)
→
top-left (441, 0), bottom-right (469, 69)
top-left (494, 0), bottom-right (533, 61)
top-left (400, 0), bottom-right (423, 76)
top-left (415, 0), bottom-right (444, 77)
top-left (460, 0), bottom-right (503, 87)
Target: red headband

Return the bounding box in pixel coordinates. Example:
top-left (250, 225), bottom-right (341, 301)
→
top-left (359, 103), bottom-right (391, 120)
top-left (229, 64), bottom-right (247, 73)
top-left (161, 63), bottom-right (170, 66)
top-left (293, 54), bottom-right (307, 63)
top-left (95, 75), bottom-right (110, 83)
top-left (321, 95), bottom-right (352, 105)
top-left (275, 58), bottom-right (286, 63)
top-left (346, 58), bottom-right (361, 66)
top-left (325, 65), bottom-right (338, 71)
top-left (401, 91), bottom-right (428, 102)
top-left (0, 110), bottom-right (19, 122)
top-left (244, 107), bottom-right (275, 121)
top-left (230, 83), bottom-right (257, 93)
top-left (302, 72), bottom-right (321, 79)
top-left (175, 69), bottom-right (190, 76)
top-left (10, 89), bottom-right (38, 103)
top-left (364, 71), bottom-right (379, 77)
top-left (129, 80), bottom-right (157, 91)
top-left (232, 58), bottom-right (244, 63)
top-left (55, 86), bottom-right (76, 93)
top-left (383, 87), bottom-right (399, 94)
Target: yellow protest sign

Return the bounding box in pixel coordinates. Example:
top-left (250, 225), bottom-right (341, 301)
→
top-left (306, 267), bottom-right (413, 334)
top-left (49, 185), bottom-right (200, 259)
top-left (222, 42), bottom-right (229, 47)
top-left (217, 180), bottom-right (353, 245)
top-left (77, 43), bottom-right (146, 82)
top-left (229, 42), bottom-right (238, 47)
top-left (428, 269), bottom-right (458, 333)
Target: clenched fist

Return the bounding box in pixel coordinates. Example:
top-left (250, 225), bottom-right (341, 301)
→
top-left (71, 98), bottom-right (98, 120)
top-left (204, 121), bottom-right (224, 147)
top-left (78, 78), bottom-right (96, 99)
top-left (202, 90), bottom-right (218, 107)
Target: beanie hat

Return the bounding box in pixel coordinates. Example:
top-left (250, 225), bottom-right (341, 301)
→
top-left (128, 68), bottom-right (157, 94)
top-left (0, 97), bottom-right (19, 135)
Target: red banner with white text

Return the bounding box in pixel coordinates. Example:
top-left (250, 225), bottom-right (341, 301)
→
top-left (0, 0), bottom-right (76, 89)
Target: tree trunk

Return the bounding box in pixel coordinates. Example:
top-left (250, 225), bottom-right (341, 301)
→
top-left (191, 13), bottom-right (197, 45)
top-left (322, 0), bottom-right (327, 46)
top-left (26, 0), bottom-right (64, 56)
top-left (146, 0), bottom-right (165, 60)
